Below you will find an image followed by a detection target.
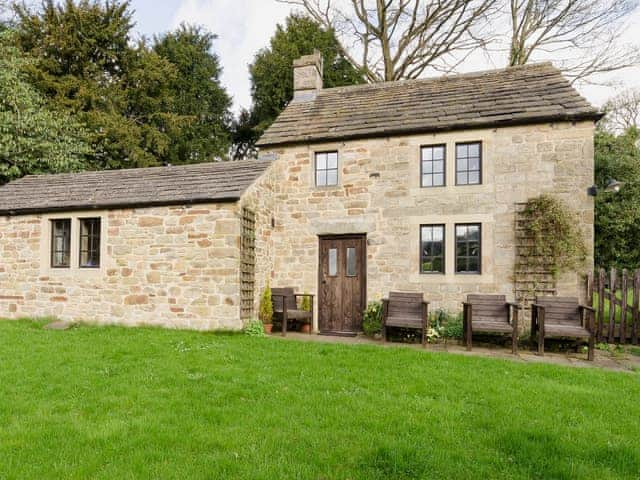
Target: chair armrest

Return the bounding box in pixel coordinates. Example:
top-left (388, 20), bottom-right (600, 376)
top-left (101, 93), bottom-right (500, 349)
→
top-left (462, 302), bottom-right (472, 307)
top-left (579, 305), bottom-right (596, 313)
top-left (294, 293), bottom-right (315, 299)
top-left (507, 302), bottom-right (521, 309)
top-left (531, 303), bottom-right (545, 311)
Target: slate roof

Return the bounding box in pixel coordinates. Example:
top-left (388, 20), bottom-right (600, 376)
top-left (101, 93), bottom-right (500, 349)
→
top-left (0, 159), bottom-right (270, 215)
top-left (257, 63), bottom-right (602, 147)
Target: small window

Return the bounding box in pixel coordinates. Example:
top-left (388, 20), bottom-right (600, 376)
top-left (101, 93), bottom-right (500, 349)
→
top-left (79, 218), bottom-right (101, 268)
top-left (315, 151), bottom-right (338, 186)
top-left (420, 225), bottom-right (445, 274)
top-left (51, 219), bottom-right (71, 268)
top-left (421, 145), bottom-right (445, 187)
top-left (456, 142), bottom-right (481, 185)
top-left (328, 248), bottom-right (338, 276)
top-left (455, 224), bottom-right (481, 274)
top-left (346, 247), bottom-right (357, 277)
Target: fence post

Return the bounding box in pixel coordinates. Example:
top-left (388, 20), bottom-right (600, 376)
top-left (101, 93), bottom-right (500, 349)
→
top-left (598, 268), bottom-right (605, 342)
top-left (608, 268), bottom-right (617, 344)
top-left (620, 269), bottom-right (628, 345)
top-left (633, 270), bottom-right (640, 345)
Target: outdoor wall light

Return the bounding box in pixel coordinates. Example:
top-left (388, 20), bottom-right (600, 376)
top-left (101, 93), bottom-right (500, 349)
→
top-left (587, 178), bottom-right (624, 197)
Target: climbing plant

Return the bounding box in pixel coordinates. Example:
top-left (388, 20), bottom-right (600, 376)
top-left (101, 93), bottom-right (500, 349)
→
top-left (258, 282), bottom-right (273, 325)
top-left (520, 194), bottom-right (588, 277)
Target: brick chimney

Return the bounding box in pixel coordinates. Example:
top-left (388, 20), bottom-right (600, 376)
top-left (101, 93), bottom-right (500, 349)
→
top-left (293, 50), bottom-right (323, 102)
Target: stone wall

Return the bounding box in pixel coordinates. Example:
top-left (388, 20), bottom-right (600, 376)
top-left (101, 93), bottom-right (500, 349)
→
top-left (0, 203), bottom-right (243, 330)
top-left (251, 121), bottom-right (595, 329)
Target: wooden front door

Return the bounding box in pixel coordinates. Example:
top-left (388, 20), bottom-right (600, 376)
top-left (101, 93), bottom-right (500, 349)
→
top-left (318, 235), bottom-right (366, 333)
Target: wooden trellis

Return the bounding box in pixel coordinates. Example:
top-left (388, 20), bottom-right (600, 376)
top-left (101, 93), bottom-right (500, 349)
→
top-left (514, 203), bottom-right (557, 308)
top-left (240, 207), bottom-right (256, 319)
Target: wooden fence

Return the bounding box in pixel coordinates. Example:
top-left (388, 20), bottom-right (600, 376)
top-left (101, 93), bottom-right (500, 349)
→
top-left (587, 269), bottom-right (640, 345)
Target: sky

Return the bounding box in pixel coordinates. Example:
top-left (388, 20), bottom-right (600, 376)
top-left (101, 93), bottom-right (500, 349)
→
top-left (126, 0), bottom-right (640, 113)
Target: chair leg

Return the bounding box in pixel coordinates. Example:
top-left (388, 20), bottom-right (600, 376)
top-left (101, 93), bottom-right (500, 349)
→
top-left (421, 327), bottom-right (427, 349)
top-left (512, 330), bottom-right (518, 355)
top-left (466, 322), bottom-right (472, 352)
top-left (382, 325), bottom-right (387, 343)
top-left (538, 331), bottom-right (544, 356)
top-left (282, 313), bottom-right (287, 337)
top-left (588, 332), bottom-right (595, 361)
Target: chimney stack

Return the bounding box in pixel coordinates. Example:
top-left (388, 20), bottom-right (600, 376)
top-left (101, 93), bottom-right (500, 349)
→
top-left (293, 50), bottom-right (323, 102)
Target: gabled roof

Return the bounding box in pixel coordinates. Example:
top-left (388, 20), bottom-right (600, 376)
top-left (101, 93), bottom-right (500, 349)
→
top-left (0, 160), bottom-right (270, 216)
top-left (257, 63), bottom-right (602, 148)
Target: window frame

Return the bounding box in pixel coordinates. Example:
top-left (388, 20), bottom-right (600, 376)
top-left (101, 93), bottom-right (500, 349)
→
top-left (420, 144), bottom-right (447, 188)
top-left (78, 217), bottom-right (101, 269)
top-left (419, 224), bottom-right (446, 275)
top-left (455, 141), bottom-right (482, 186)
top-left (50, 218), bottom-right (72, 269)
top-left (314, 151), bottom-right (339, 187)
top-left (455, 223), bottom-right (482, 275)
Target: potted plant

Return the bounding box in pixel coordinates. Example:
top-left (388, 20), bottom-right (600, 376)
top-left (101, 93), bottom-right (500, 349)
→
top-left (299, 292), bottom-right (312, 333)
top-left (258, 282), bottom-right (273, 334)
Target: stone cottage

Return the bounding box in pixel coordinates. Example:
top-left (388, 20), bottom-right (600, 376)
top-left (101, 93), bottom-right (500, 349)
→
top-left (0, 53), bottom-right (602, 332)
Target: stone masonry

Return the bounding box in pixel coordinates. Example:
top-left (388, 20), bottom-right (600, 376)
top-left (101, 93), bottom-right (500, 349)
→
top-left (250, 121), bottom-right (595, 331)
top-left (0, 203), bottom-right (242, 330)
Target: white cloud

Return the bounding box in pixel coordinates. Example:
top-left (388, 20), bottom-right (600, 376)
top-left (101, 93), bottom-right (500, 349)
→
top-left (172, 0), bottom-right (293, 112)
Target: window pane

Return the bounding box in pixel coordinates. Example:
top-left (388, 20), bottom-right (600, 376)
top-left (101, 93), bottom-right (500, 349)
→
top-left (326, 169), bottom-right (338, 186)
top-left (421, 225), bottom-right (444, 274)
top-left (422, 148), bottom-right (432, 161)
top-left (457, 157), bottom-right (468, 170)
top-left (316, 170), bottom-right (327, 186)
top-left (422, 175), bottom-right (432, 187)
top-left (51, 219), bottom-right (71, 268)
top-left (456, 144), bottom-right (466, 157)
top-left (469, 143), bottom-right (480, 157)
top-left (457, 172), bottom-right (468, 185)
top-left (433, 160), bottom-right (444, 174)
top-left (469, 157), bottom-right (480, 171)
top-left (327, 153), bottom-right (338, 169)
top-left (433, 173), bottom-right (444, 186)
top-left (423, 161), bottom-right (433, 174)
top-left (433, 147), bottom-right (444, 160)
top-left (468, 171), bottom-right (480, 184)
top-left (316, 153), bottom-right (327, 170)
top-left (346, 247), bottom-right (357, 277)
top-left (79, 218), bottom-right (101, 268)
top-left (456, 224), bottom-right (481, 274)
top-left (328, 248), bottom-right (337, 276)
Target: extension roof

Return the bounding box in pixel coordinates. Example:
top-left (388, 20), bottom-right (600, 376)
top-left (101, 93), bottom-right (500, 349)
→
top-left (256, 62), bottom-right (602, 148)
top-left (0, 160), bottom-right (270, 216)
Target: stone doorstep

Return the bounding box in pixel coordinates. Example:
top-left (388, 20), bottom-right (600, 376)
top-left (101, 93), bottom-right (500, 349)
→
top-left (43, 320), bottom-right (76, 331)
top-left (273, 332), bottom-right (638, 373)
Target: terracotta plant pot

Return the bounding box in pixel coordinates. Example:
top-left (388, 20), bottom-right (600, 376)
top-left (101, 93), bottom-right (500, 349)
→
top-left (263, 323), bottom-right (273, 334)
top-left (300, 323), bottom-right (311, 334)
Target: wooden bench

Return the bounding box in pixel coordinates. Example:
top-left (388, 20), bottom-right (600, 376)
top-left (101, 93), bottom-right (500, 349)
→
top-left (462, 294), bottom-right (520, 354)
top-left (382, 292), bottom-right (429, 347)
top-left (531, 296), bottom-right (596, 360)
top-left (271, 287), bottom-right (314, 337)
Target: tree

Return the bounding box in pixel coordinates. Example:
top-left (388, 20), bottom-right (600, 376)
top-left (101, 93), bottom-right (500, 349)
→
top-left (594, 128), bottom-right (640, 269)
top-left (13, 0), bottom-right (192, 169)
top-left (277, 1), bottom-right (496, 82)
top-left (233, 13), bottom-right (364, 158)
top-left (601, 88), bottom-right (640, 133)
top-left (0, 30), bottom-right (90, 183)
top-left (153, 24), bottom-right (232, 163)
top-left (507, 0), bottom-right (640, 83)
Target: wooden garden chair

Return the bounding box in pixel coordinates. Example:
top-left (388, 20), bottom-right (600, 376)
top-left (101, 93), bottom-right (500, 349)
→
top-left (531, 296), bottom-right (596, 361)
top-left (271, 287), bottom-right (314, 336)
top-left (382, 292), bottom-right (429, 347)
top-left (462, 294), bottom-right (520, 354)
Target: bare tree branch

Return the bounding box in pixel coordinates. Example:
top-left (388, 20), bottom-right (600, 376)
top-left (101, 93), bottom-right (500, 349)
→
top-left (277, 0), bottom-right (498, 81)
top-left (508, 0), bottom-right (640, 83)
top-left (601, 88), bottom-right (640, 133)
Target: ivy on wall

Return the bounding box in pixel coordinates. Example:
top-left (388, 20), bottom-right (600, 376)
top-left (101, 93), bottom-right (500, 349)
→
top-left (520, 194), bottom-right (588, 277)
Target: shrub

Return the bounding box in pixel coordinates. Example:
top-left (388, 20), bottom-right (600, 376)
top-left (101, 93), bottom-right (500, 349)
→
top-left (442, 313), bottom-right (463, 339)
top-left (300, 293), bottom-right (312, 312)
top-left (258, 282), bottom-right (273, 325)
top-left (429, 309), bottom-right (463, 340)
top-left (362, 301), bottom-right (383, 337)
top-left (244, 319), bottom-right (265, 337)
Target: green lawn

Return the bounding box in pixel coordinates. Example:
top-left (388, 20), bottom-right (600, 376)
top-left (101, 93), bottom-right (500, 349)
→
top-left (1, 320), bottom-right (639, 479)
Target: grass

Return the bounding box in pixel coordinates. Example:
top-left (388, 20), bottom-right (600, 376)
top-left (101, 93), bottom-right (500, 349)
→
top-left (1, 320), bottom-right (639, 479)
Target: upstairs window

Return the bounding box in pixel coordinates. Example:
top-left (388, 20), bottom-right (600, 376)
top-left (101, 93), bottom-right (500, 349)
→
top-left (456, 142), bottom-right (482, 185)
top-left (51, 219), bottom-right (71, 268)
top-left (315, 151), bottom-right (338, 186)
top-left (455, 224), bottom-right (481, 274)
top-left (421, 145), bottom-right (446, 187)
top-left (79, 218), bottom-right (101, 268)
top-left (420, 225), bottom-right (445, 274)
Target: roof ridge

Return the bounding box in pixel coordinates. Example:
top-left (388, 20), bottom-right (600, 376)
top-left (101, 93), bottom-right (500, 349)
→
top-left (317, 62), bottom-right (557, 96)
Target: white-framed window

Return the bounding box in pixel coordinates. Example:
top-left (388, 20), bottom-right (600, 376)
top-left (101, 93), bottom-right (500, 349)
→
top-left (315, 151), bottom-right (338, 186)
